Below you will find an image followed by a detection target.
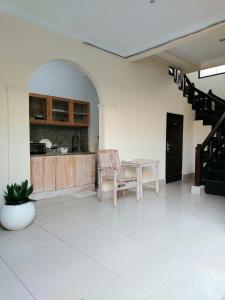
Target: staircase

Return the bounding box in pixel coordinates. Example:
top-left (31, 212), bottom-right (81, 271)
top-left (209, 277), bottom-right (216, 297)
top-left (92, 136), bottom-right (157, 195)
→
top-left (169, 67), bottom-right (225, 196)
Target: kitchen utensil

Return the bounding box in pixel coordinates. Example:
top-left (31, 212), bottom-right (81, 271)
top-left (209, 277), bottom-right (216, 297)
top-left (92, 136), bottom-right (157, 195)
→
top-left (39, 139), bottom-right (52, 149)
top-left (60, 147), bottom-right (68, 154)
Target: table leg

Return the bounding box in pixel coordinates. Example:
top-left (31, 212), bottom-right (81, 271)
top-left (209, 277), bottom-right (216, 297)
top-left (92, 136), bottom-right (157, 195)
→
top-left (136, 166), bottom-right (141, 201)
top-left (155, 163), bottom-right (159, 194)
top-left (139, 166), bottom-right (143, 199)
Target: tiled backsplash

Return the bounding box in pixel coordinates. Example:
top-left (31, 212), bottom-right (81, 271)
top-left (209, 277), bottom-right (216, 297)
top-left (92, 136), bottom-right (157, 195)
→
top-left (30, 125), bottom-right (88, 151)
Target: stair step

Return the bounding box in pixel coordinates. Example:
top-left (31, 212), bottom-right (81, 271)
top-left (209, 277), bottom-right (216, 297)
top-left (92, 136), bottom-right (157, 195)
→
top-left (202, 178), bottom-right (225, 196)
top-left (215, 103), bottom-right (225, 110)
top-left (206, 169), bottom-right (225, 181)
top-left (219, 149), bottom-right (225, 160)
top-left (203, 119), bottom-right (213, 126)
top-left (211, 160), bottom-right (225, 170)
top-left (195, 111), bottom-right (223, 125)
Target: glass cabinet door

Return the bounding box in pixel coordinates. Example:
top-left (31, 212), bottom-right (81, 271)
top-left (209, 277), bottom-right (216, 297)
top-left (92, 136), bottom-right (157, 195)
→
top-left (29, 95), bottom-right (48, 123)
top-left (52, 98), bottom-right (70, 123)
top-left (73, 102), bottom-right (89, 125)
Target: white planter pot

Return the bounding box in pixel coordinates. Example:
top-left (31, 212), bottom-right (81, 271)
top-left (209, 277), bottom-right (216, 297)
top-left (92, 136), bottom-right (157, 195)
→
top-left (0, 202), bottom-right (36, 231)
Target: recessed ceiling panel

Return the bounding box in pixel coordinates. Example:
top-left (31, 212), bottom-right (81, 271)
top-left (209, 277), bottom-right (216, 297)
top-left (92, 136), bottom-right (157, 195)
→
top-left (1, 0), bottom-right (225, 57)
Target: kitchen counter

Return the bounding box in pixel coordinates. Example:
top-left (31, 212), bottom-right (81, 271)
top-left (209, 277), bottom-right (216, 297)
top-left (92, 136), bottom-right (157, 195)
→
top-left (30, 152), bottom-right (96, 193)
top-left (31, 151), bottom-right (95, 157)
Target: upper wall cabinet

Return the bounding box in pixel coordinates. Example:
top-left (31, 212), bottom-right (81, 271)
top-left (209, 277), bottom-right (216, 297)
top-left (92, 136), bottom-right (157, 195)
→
top-left (29, 94), bottom-right (50, 124)
top-left (73, 101), bottom-right (90, 126)
top-left (52, 97), bottom-right (70, 125)
top-left (29, 93), bottom-right (90, 127)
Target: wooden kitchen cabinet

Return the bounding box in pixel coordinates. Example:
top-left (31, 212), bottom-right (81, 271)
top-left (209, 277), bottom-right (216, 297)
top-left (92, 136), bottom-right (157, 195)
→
top-left (55, 156), bottom-right (77, 189)
top-left (29, 93), bottom-right (90, 127)
top-left (30, 156), bottom-right (56, 193)
top-left (31, 154), bottom-right (95, 193)
top-left (51, 97), bottom-right (71, 125)
top-left (73, 100), bottom-right (90, 126)
top-left (76, 154), bottom-right (95, 186)
top-left (29, 94), bottom-right (51, 125)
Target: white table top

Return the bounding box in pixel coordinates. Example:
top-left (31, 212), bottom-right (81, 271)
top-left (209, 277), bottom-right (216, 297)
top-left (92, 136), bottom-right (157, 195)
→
top-left (121, 159), bottom-right (159, 166)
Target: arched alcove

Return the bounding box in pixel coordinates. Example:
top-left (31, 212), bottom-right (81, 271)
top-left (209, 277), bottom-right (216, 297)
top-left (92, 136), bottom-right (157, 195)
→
top-left (28, 59), bottom-right (99, 152)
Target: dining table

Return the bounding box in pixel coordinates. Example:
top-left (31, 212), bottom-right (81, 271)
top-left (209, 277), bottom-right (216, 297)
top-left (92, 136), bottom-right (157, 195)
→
top-left (121, 159), bottom-right (160, 199)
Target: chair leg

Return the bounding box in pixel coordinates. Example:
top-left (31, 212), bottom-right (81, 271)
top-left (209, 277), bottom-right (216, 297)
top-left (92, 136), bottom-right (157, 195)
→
top-left (136, 168), bottom-right (140, 202)
top-left (113, 170), bottom-right (118, 208)
top-left (113, 186), bottom-right (117, 208)
top-left (99, 186), bottom-right (102, 202)
top-left (98, 169), bottom-right (102, 201)
top-left (136, 181), bottom-right (140, 202)
top-left (155, 162), bottom-right (159, 194)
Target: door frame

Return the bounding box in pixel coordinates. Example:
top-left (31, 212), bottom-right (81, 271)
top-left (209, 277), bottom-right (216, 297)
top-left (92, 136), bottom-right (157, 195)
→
top-left (166, 112), bottom-right (184, 183)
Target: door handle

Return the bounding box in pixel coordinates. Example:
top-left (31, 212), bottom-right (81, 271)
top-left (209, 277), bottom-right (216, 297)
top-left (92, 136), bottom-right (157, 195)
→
top-left (166, 142), bottom-right (171, 152)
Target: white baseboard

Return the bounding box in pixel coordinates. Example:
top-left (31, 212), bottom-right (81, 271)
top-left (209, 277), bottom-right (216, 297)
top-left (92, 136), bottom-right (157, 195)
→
top-left (32, 184), bottom-right (95, 200)
top-left (182, 173), bottom-right (194, 180)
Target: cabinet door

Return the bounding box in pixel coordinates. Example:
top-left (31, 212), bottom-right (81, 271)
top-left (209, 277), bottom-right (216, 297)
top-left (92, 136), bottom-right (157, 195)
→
top-left (30, 156), bottom-right (56, 193)
top-left (52, 98), bottom-right (71, 125)
top-left (73, 101), bottom-right (90, 126)
top-left (76, 154), bottom-right (95, 186)
top-left (55, 156), bottom-right (77, 189)
top-left (29, 94), bottom-right (50, 124)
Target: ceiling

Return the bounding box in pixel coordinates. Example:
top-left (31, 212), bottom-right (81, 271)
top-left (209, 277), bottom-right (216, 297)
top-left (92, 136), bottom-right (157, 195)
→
top-left (153, 24), bottom-right (225, 72)
top-left (1, 0), bottom-right (225, 70)
top-left (1, 0), bottom-right (225, 57)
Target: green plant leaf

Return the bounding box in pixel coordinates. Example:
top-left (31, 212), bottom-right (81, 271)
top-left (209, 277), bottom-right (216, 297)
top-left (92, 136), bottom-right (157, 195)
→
top-left (3, 180), bottom-right (34, 205)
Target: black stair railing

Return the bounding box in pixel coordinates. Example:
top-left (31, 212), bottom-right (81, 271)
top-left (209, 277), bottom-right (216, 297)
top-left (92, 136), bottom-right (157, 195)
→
top-left (195, 112), bottom-right (225, 186)
top-left (169, 67), bottom-right (225, 112)
top-left (169, 67), bottom-right (225, 186)
top-left (183, 76), bottom-right (225, 112)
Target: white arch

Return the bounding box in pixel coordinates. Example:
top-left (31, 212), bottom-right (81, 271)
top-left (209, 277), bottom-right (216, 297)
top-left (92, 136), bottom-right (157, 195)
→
top-left (27, 58), bottom-right (103, 105)
top-left (27, 58), bottom-right (102, 151)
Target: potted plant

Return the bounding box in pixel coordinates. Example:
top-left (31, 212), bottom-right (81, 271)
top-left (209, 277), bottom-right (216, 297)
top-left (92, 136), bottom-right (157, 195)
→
top-left (0, 180), bottom-right (36, 230)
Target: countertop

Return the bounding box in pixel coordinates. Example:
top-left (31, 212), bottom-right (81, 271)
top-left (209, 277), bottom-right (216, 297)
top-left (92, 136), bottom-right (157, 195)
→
top-left (30, 151), bottom-right (95, 157)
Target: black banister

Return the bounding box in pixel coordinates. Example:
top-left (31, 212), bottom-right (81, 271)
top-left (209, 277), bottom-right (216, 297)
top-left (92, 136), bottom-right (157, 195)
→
top-left (183, 73), bottom-right (225, 108)
top-left (170, 68), bottom-right (225, 188)
top-left (194, 87), bottom-right (225, 107)
top-left (195, 144), bottom-right (202, 186)
top-left (194, 112), bottom-right (225, 186)
top-left (201, 112), bottom-right (225, 149)
top-left (184, 74), bottom-right (191, 85)
top-left (209, 90), bottom-right (225, 104)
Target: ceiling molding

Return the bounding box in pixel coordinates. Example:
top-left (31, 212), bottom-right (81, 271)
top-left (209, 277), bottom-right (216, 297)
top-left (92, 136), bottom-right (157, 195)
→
top-left (127, 19), bottom-right (225, 62)
top-left (83, 42), bottom-right (125, 58)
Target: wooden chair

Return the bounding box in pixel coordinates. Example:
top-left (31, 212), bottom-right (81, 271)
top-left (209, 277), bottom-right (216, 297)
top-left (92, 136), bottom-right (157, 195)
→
top-left (97, 149), bottom-right (140, 207)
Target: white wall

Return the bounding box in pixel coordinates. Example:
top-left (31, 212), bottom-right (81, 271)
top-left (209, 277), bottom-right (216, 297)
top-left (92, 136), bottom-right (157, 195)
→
top-left (8, 88), bottom-right (30, 184)
top-left (100, 59), bottom-right (195, 185)
top-left (28, 61), bottom-right (99, 152)
top-left (0, 12), bottom-right (194, 199)
top-left (189, 71), bottom-right (225, 99)
top-left (0, 86), bottom-right (8, 206)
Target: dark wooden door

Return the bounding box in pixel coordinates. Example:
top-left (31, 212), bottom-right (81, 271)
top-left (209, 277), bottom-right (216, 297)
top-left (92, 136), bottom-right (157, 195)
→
top-left (166, 113), bottom-right (183, 183)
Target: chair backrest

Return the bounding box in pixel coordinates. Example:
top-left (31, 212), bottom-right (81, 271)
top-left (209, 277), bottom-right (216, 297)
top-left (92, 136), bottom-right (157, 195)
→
top-left (97, 149), bottom-right (121, 178)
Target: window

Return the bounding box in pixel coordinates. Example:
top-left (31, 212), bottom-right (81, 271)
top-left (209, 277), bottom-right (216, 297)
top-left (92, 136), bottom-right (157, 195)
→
top-left (199, 65), bottom-right (225, 78)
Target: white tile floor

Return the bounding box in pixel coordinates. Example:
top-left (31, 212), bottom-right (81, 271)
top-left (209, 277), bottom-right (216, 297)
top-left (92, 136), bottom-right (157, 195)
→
top-left (1, 179), bottom-right (225, 300)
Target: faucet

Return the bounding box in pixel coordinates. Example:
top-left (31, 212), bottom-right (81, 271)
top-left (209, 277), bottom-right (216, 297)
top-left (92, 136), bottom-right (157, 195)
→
top-left (71, 135), bottom-right (80, 152)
